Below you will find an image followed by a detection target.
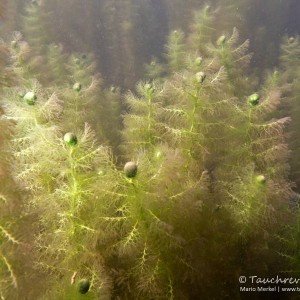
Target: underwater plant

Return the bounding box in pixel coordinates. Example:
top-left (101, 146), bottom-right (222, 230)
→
top-left (165, 29), bottom-right (186, 73)
top-left (9, 26), bottom-right (122, 150)
top-left (0, 7), bottom-right (121, 298)
top-left (0, 20), bottom-right (41, 300)
top-left (46, 43), bottom-right (68, 85)
top-left (0, 68), bottom-right (19, 300)
top-left (0, 22), bottom-right (19, 299)
top-left (144, 58), bottom-right (165, 81)
top-left (22, 0), bottom-right (52, 54)
top-left (115, 6), bottom-right (293, 298)
top-left (62, 53), bottom-right (122, 149)
top-left (0, 2), bottom-right (298, 299)
top-left (279, 36), bottom-right (300, 191)
top-left (3, 76), bottom-right (117, 298)
top-left (276, 36), bottom-right (300, 275)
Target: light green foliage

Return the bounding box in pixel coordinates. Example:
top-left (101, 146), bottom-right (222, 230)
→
top-left (46, 44), bottom-right (68, 85)
top-left (123, 81), bottom-right (163, 156)
top-left (154, 9), bottom-right (255, 98)
top-left (0, 32), bottom-right (41, 300)
top-left (208, 28), bottom-right (253, 97)
top-left (9, 17), bottom-right (122, 149)
top-left (188, 5), bottom-right (215, 54)
top-left (22, 1), bottom-right (51, 54)
top-left (144, 59), bottom-right (165, 80)
top-left (0, 36), bottom-right (19, 300)
top-left (4, 77), bottom-right (115, 298)
top-left (279, 36), bottom-right (300, 190)
top-left (118, 6), bottom-right (292, 298)
top-left (61, 53), bottom-right (122, 148)
top-left (0, 2), bottom-right (298, 299)
top-left (0, 16), bottom-right (121, 296)
top-left (278, 36), bottom-right (300, 272)
top-left (165, 30), bottom-right (185, 72)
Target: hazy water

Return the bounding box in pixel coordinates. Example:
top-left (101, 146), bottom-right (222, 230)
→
top-left (0, 1), bottom-right (300, 299)
top-left (2, 0), bottom-right (300, 87)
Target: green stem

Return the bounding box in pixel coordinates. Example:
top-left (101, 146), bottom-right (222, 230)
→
top-left (68, 147), bottom-right (78, 215)
top-left (187, 86), bottom-right (201, 158)
top-left (246, 108), bottom-right (254, 159)
top-left (147, 93), bottom-right (154, 146)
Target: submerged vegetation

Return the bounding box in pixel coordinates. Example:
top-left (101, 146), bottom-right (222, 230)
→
top-left (0, 1), bottom-right (299, 299)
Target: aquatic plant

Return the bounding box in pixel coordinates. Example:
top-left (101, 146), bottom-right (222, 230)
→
top-left (276, 36), bottom-right (300, 274)
top-left (22, 0), bottom-right (52, 54)
top-left (46, 43), bottom-right (68, 85)
top-left (165, 29), bottom-right (186, 72)
top-left (0, 2), bottom-right (297, 299)
top-left (0, 29), bottom-right (19, 299)
top-left (62, 53), bottom-right (122, 149)
top-left (187, 4), bottom-right (215, 55)
top-left (144, 58), bottom-right (165, 80)
top-left (0, 13), bottom-right (121, 299)
top-left (122, 81), bottom-right (163, 156)
top-left (9, 24), bottom-right (122, 150)
top-left (0, 25), bottom-right (40, 300)
top-left (116, 7), bottom-right (293, 298)
top-left (3, 76), bottom-right (116, 298)
top-left (279, 36), bottom-right (300, 191)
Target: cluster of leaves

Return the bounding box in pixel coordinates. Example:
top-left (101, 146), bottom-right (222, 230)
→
top-left (9, 29), bottom-right (122, 149)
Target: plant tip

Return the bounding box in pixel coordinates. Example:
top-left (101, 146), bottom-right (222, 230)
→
top-left (195, 57), bottom-right (203, 66)
top-left (289, 37), bottom-right (295, 44)
top-left (124, 161), bottom-right (138, 178)
top-left (196, 71), bottom-right (206, 84)
top-left (24, 91), bottom-right (37, 105)
top-left (73, 82), bottom-right (82, 92)
top-left (256, 175), bottom-right (266, 185)
top-left (248, 93), bottom-right (260, 107)
top-left (217, 35), bottom-right (226, 46)
top-left (78, 278), bottom-right (90, 294)
top-left (11, 40), bottom-right (17, 48)
top-left (110, 86), bottom-right (117, 93)
top-left (64, 132), bottom-right (78, 146)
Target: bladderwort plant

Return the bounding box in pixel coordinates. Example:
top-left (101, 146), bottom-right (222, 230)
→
top-left (187, 4), bottom-right (215, 56)
top-left (46, 43), bottom-right (68, 85)
top-left (165, 29), bottom-right (186, 73)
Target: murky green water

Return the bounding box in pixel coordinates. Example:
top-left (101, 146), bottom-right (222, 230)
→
top-left (0, 1), bottom-right (299, 299)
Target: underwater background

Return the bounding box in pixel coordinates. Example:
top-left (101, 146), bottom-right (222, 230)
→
top-left (0, 0), bottom-right (299, 299)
